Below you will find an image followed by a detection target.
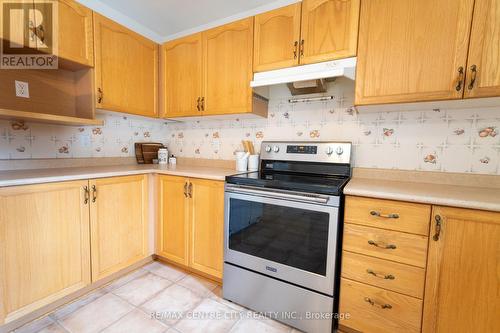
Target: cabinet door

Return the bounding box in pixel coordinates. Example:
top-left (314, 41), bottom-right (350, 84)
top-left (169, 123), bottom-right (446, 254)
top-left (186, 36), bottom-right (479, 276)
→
top-left (90, 175), bottom-right (149, 281)
top-left (161, 33), bottom-right (202, 118)
top-left (300, 0), bottom-right (360, 65)
top-left (189, 179), bottom-right (224, 279)
top-left (157, 175), bottom-right (189, 266)
top-left (422, 206), bottom-right (500, 332)
top-left (94, 13), bottom-right (158, 117)
top-left (464, 0), bottom-right (500, 98)
top-left (0, 181), bottom-right (90, 324)
top-left (58, 0), bottom-right (94, 67)
top-left (202, 18), bottom-right (253, 115)
top-left (355, 0), bottom-right (475, 105)
top-left (253, 3), bottom-right (302, 72)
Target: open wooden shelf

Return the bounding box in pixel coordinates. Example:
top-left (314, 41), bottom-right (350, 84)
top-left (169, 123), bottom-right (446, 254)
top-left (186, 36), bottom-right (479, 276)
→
top-left (0, 108), bottom-right (103, 126)
top-left (0, 67), bottom-right (100, 126)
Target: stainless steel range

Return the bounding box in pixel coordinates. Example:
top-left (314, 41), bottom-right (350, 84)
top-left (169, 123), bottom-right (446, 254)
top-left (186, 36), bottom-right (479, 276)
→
top-left (223, 141), bottom-right (352, 333)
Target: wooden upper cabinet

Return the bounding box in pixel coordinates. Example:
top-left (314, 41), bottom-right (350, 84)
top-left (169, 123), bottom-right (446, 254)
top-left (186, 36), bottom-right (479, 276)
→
top-left (58, 0), bottom-right (94, 67)
top-left (355, 0), bottom-right (475, 106)
top-left (90, 175), bottom-right (149, 281)
top-left (203, 17), bottom-right (254, 116)
top-left (423, 206), bottom-right (500, 333)
top-left (94, 13), bottom-right (158, 117)
top-left (157, 175), bottom-right (189, 266)
top-left (253, 3), bottom-right (302, 72)
top-left (161, 34), bottom-right (202, 118)
top-left (300, 0), bottom-right (360, 65)
top-left (189, 178), bottom-right (224, 279)
top-left (464, 0), bottom-right (500, 98)
top-left (0, 181), bottom-right (91, 324)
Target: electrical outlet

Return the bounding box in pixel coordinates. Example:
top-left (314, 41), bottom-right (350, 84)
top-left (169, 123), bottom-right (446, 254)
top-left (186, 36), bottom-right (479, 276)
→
top-left (15, 81), bottom-right (30, 98)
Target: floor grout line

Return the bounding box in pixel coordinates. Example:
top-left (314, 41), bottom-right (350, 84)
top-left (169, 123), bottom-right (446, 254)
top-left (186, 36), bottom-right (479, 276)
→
top-left (16, 260), bottom-right (295, 333)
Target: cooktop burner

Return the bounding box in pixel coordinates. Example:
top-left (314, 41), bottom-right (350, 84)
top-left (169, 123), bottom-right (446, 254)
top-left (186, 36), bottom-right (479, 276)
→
top-left (226, 171), bottom-right (349, 195)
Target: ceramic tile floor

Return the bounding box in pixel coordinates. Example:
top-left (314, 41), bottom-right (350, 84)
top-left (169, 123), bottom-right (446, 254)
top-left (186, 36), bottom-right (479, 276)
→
top-left (13, 261), bottom-right (301, 333)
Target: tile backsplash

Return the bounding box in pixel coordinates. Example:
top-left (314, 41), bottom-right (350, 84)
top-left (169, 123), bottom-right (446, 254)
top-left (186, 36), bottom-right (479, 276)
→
top-left (0, 111), bottom-right (169, 159)
top-left (1, 78), bottom-right (499, 174)
top-left (166, 79), bottom-right (500, 175)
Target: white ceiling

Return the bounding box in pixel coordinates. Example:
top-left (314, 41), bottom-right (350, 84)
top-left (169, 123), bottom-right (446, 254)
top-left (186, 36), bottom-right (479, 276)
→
top-left (76, 0), bottom-right (300, 43)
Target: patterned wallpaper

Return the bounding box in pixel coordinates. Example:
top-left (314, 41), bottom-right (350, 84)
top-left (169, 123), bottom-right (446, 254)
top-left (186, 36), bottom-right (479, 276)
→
top-left (166, 79), bottom-right (500, 175)
top-left (1, 78), bottom-right (499, 175)
top-left (0, 111), bottom-right (169, 159)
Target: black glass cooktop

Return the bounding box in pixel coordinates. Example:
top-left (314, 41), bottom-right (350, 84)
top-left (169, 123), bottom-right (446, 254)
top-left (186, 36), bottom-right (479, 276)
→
top-left (226, 171), bottom-right (349, 196)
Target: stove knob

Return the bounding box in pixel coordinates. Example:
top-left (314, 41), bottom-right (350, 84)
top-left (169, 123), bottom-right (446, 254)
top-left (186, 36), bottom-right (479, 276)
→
top-left (335, 146), bottom-right (344, 155)
top-left (265, 145), bottom-right (272, 153)
top-left (273, 145), bottom-right (280, 153)
top-left (325, 147), bottom-right (334, 156)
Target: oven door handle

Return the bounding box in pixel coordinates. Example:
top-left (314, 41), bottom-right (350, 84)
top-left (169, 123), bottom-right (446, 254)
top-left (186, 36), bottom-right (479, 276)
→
top-left (226, 185), bottom-right (330, 204)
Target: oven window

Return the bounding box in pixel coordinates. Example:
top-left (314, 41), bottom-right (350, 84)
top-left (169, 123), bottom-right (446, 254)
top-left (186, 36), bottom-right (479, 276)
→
top-left (228, 198), bottom-right (329, 276)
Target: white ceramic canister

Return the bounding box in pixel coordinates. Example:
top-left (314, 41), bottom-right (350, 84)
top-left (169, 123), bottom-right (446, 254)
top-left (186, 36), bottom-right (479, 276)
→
top-left (158, 148), bottom-right (168, 164)
top-left (235, 151), bottom-right (249, 172)
top-left (248, 154), bottom-right (259, 171)
top-left (168, 155), bottom-right (177, 165)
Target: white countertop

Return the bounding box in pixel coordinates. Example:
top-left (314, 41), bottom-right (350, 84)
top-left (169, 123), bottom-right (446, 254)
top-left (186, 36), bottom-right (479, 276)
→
top-left (344, 177), bottom-right (500, 212)
top-left (0, 164), bottom-right (240, 187)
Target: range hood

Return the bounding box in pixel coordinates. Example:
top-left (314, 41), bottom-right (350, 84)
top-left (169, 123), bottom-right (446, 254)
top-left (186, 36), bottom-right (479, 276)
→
top-left (250, 57), bottom-right (356, 95)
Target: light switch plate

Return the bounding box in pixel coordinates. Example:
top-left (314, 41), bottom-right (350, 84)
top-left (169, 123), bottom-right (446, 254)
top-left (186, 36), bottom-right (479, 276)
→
top-left (15, 80), bottom-right (30, 98)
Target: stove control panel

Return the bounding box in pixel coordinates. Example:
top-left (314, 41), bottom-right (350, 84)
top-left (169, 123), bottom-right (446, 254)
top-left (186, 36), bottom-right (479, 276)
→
top-left (286, 145), bottom-right (318, 154)
top-left (260, 141), bottom-right (351, 164)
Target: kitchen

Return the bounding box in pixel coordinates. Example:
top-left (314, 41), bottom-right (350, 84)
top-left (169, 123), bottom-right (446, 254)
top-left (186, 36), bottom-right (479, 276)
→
top-left (0, 0), bottom-right (499, 332)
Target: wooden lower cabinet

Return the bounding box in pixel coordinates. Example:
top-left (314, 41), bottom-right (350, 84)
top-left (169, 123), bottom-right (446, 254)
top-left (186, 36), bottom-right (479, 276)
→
top-left (90, 175), bottom-right (149, 281)
top-left (157, 175), bottom-right (189, 265)
top-left (341, 196), bottom-right (500, 333)
top-left (340, 195), bottom-right (429, 333)
top-left (157, 175), bottom-right (224, 280)
top-left (0, 181), bottom-right (91, 324)
top-left (422, 206), bottom-right (500, 332)
top-left (189, 178), bottom-right (225, 279)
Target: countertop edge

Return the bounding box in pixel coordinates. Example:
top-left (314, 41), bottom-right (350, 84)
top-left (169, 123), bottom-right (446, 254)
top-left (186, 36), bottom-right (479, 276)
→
top-left (0, 168), bottom-right (232, 187)
top-left (344, 179), bottom-right (500, 213)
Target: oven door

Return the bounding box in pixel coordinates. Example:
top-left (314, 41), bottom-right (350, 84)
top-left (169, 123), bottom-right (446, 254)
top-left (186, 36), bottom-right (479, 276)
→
top-left (224, 185), bottom-right (339, 296)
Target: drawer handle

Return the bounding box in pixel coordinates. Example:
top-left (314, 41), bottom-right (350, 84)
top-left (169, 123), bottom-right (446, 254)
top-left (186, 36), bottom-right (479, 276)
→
top-left (368, 240), bottom-right (396, 249)
top-left (366, 269), bottom-right (395, 280)
top-left (364, 297), bottom-right (392, 309)
top-left (370, 210), bottom-right (399, 219)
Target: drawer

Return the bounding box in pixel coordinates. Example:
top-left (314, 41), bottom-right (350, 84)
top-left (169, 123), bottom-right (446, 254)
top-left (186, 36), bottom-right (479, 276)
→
top-left (341, 251), bottom-right (425, 299)
top-left (339, 278), bottom-right (422, 333)
top-left (343, 223), bottom-right (428, 267)
top-left (345, 196), bottom-right (431, 236)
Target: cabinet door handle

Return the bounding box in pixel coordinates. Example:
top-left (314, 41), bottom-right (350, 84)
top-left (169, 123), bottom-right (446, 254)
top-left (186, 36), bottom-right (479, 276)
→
top-left (196, 97), bottom-right (201, 111)
top-left (364, 297), bottom-right (392, 309)
top-left (201, 97), bottom-right (205, 111)
top-left (370, 211), bottom-right (399, 219)
top-left (368, 240), bottom-right (396, 249)
top-left (433, 214), bottom-right (442, 241)
top-left (468, 64), bottom-right (477, 90)
top-left (293, 41), bottom-right (298, 59)
top-left (183, 182), bottom-right (188, 198)
top-left (366, 269), bottom-right (395, 280)
top-left (97, 88), bottom-right (103, 103)
top-left (300, 39), bottom-right (304, 57)
top-left (91, 185), bottom-right (97, 203)
top-left (84, 186), bottom-right (90, 204)
top-left (455, 66), bottom-right (464, 91)
top-left (188, 182), bottom-right (193, 198)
